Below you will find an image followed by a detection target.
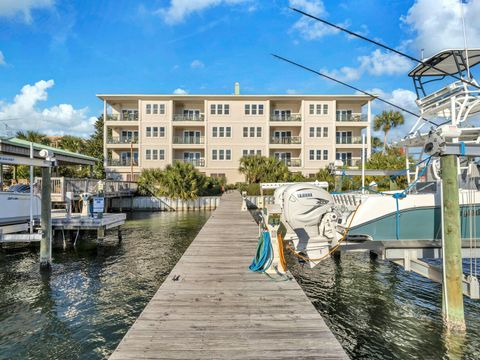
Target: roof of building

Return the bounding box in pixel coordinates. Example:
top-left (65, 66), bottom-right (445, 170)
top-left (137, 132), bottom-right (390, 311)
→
top-left (96, 93), bottom-right (373, 105)
top-left (0, 137), bottom-right (97, 165)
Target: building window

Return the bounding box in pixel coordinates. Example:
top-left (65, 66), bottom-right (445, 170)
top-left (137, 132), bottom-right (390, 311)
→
top-left (219, 127), bottom-right (225, 137)
top-left (160, 104), bottom-right (165, 114)
top-left (243, 150), bottom-right (248, 157)
top-left (259, 104), bottom-right (264, 115)
top-left (146, 127), bottom-right (152, 137)
top-left (250, 127), bottom-right (255, 137)
top-left (152, 127), bottom-right (159, 137)
top-left (309, 127), bottom-right (314, 137)
top-left (245, 104), bottom-right (250, 115)
top-left (152, 149), bottom-right (158, 160)
top-left (245, 104), bottom-right (263, 115)
top-left (219, 149), bottom-right (225, 160)
top-left (323, 104), bottom-right (328, 115)
top-left (153, 104), bottom-right (158, 114)
top-left (323, 127), bottom-right (328, 137)
top-left (213, 126), bottom-right (231, 137)
top-left (212, 149), bottom-right (217, 160)
top-left (309, 104), bottom-right (315, 115)
top-left (211, 104), bottom-right (216, 115)
top-left (309, 150), bottom-right (315, 160)
top-left (211, 104), bottom-right (229, 115)
top-left (256, 127), bottom-right (262, 137)
top-left (243, 127), bottom-right (248, 137)
top-left (146, 104), bottom-right (151, 114)
top-left (226, 127), bottom-right (231, 137)
top-left (146, 149), bottom-right (151, 160)
top-left (224, 104), bottom-right (230, 115)
top-left (159, 127), bottom-right (165, 137)
top-left (316, 150), bottom-right (321, 160)
top-left (213, 127), bottom-right (218, 137)
top-left (316, 127), bottom-right (322, 137)
top-left (316, 104), bottom-right (321, 115)
top-left (226, 149), bottom-right (231, 160)
top-left (257, 150), bottom-right (261, 155)
top-left (217, 104), bottom-right (223, 115)
top-left (323, 150), bottom-right (328, 160)
top-left (251, 104), bottom-right (257, 115)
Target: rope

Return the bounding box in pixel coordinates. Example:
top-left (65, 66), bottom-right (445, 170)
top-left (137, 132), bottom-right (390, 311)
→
top-left (249, 231), bottom-right (273, 272)
top-left (287, 203), bottom-right (361, 262)
top-left (277, 232), bottom-right (287, 271)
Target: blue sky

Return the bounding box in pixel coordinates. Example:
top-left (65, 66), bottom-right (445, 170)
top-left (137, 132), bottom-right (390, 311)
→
top-left (0, 0), bottom-right (479, 137)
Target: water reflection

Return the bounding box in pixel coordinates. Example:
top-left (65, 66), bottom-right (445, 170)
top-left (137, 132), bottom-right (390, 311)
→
top-left (0, 211), bottom-right (210, 360)
top-left (288, 252), bottom-right (480, 360)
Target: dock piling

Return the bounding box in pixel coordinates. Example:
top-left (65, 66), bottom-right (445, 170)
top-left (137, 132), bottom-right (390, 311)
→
top-left (440, 154), bottom-right (466, 330)
top-left (40, 167), bottom-right (52, 269)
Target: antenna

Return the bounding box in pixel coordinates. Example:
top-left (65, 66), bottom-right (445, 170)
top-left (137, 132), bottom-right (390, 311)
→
top-left (271, 54), bottom-right (438, 127)
top-left (290, 7), bottom-right (480, 90)
top-left (460, 0), bottom-right (471, 79)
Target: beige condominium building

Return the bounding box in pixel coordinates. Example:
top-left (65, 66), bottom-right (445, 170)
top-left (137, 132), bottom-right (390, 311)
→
top-left (97, 84), bottom-right (372, 183)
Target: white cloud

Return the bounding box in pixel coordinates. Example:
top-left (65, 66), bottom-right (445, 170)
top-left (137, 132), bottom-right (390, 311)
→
top-left (289, 0), bottom-right (340, 40)
top-left (155, 0), bottom-right (252, 25)
top-left (402, 0), bottom-right (480, 57)
top-left (0, 0), bottom-right (54, 23)
top-left (0, 51), bottom-right (5, 66)
top-left (173, 88), bottom-right (189, 94)
top-left (324, 49), bottom-right (413, 82)
top-left (0, 80), bottom-right (96, 137)
top-left (190, 59), bottom-right (204, 69)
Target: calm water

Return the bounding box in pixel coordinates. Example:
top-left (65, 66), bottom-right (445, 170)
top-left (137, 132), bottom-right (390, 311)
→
top-left (288, 252), bottom-right (480, 360)
top-left (0, 211), bottom-right (210, 360)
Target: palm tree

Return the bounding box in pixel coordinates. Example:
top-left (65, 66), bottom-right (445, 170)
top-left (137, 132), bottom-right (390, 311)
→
top-left (58, 135), bottom-right (87, 153)
top-left (239, 155), bottom-right (266, 184)
top-left (373, 110), bottom-right (404, 153)
top-left (371, 136), bottom-right (384, 153)
top-left (16, 130), bottom-right (51, 145)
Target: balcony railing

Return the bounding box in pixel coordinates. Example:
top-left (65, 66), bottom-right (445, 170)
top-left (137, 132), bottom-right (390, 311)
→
top-left (270, 136), bottom-right (302, 145)
top-left (173, 114), bottom-right (205, 121)
top-left (172, 136), bottom-right (205, 144)
top-left (270, 113), bottom-right (301, 122)
top-left (174, 158), bottom-right (206, 167)
top-left (336, 113), bottom-right (368, 122)
top-left (336, 136), bottom-right (363, 144)
top-left (106, 113), bottom-right (139, 121)
top-left (336, 157), bottom-right (361, 167)
top-left (283, 158), bottom-right (301, 167)
top-left (106, 136), bottom-right (139, 144)
top-left (107, 159), bottom-right (139, 167)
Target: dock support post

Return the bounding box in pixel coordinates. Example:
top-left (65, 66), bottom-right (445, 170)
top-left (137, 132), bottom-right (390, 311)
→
top-left (97, 227), bottom-right (105, 242)
top-left (440, 154), bottom-right (465, 331)
top-left (40, 167), bottom-right (52, 269)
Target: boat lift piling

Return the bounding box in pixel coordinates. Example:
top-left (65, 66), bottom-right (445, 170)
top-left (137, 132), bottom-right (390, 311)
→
top-left (40, 166), bottom-right (52, 269)
top-left (440, 154), bottom-right (466, 330)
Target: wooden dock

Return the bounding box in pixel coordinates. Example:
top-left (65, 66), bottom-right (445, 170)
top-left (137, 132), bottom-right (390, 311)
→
top-left (110, 192), bottom-right (347, 359)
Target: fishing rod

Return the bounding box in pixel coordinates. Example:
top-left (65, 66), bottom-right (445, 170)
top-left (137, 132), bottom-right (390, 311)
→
top-left (290, 7), bottom-right (480, 91)
top-left (272, 54), bottom-right (439, 127)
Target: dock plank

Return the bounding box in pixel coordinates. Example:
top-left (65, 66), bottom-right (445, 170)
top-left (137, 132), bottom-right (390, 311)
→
top-left (109, 192), bottom-right (347, 359)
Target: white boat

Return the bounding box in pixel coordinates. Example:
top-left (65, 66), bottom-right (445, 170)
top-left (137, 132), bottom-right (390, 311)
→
top-left (0, 190), bottom-right (41, 226)
top-left (274, 49), bottom-right (480, 267)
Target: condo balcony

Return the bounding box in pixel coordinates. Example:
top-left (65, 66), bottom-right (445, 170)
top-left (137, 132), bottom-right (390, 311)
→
top-left (106, 136), bottom-right (139, 145)
top-left (270, 136), bottom-right (302, 145)
top-left (270, 113), bottom-right (302, 122)
top-left (285, 158), bottom-right (302, 167)
top-left (336, 136), bottom-right (363, 145)
top-left (336, 112), bottom-right (367, 122)
top-left (107, 159), bottom-right (139, 167)
top-left (174, 158), bottom-right (206, 167)
top-left (106, 111), bottom-right (139, 122)
top-left (172, 136), bottom-right (205, 145)
top-left (173, 114), bottom-right (205, 122)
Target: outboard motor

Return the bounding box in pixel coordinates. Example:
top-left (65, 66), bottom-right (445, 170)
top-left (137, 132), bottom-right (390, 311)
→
top-left (280, 183), bottom-right (339, 267)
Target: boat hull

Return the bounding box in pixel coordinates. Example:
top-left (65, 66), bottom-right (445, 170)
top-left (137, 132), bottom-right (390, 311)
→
top-left (0, 192), bottom-right (41, 226)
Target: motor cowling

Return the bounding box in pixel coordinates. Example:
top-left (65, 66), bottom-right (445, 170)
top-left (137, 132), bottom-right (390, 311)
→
top-left (282, 184), bottom-right (334, 237)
